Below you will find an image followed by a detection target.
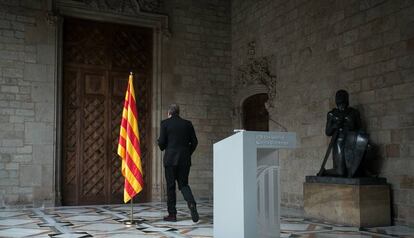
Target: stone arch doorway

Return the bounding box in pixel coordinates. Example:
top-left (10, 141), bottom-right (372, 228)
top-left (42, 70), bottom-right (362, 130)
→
top-left (242, 93), bottom-right (269, 131)
top-left (61, 17), bottom-right (152, 205)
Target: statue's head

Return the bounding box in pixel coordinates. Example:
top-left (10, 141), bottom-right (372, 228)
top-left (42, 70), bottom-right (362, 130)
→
top-left (335, 90), bottom-right (349, 110)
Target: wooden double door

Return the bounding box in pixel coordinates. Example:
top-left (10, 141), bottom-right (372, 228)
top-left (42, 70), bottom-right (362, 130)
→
top-left (61, 18), bottom-right (152, 205)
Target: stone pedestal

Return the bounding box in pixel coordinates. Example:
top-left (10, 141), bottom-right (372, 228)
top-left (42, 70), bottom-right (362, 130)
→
top-left (303, 176), bottom-right (391, 227)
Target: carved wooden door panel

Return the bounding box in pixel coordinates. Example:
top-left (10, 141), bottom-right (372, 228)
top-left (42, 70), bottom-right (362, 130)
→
top-left (243, 93), bottom-right (269, 131)
top-left (62, 18), bottom-right (152, 205)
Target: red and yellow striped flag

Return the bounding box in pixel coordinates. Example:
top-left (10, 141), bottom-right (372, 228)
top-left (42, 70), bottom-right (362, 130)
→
top-left (117, 73), bottom-right (144, 203)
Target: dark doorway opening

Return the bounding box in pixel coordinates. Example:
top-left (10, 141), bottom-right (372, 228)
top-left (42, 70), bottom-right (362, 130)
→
top-left (242, 93), bottom-right (269, 131)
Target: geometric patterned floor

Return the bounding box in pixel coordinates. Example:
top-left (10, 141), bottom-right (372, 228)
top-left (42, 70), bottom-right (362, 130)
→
top-left (0, 201), bottom-right (413, 237)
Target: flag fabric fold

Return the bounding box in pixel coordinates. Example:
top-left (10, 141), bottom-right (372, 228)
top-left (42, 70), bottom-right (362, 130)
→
top-left (117, 73), bottom-right (144, 203)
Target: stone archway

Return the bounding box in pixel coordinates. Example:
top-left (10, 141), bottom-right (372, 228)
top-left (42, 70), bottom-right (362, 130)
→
top-left (232, 55), bottom-right (277, 130)
top-left (232, 84), bottom-right (268, 129)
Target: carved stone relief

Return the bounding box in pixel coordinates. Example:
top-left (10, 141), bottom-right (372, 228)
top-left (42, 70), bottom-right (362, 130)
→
top-left (69, 0), bottom-right (160, 14)
top-left (233, 40), bottom-right (277, 108)
top-left (233, 55), bottom-right (277, 108)
top-left (233, 41), bottom-right (285, 130)
top-left (46, 11), bottom-right (60, 25)
top-left (137, 0), bottom-right (160, 13)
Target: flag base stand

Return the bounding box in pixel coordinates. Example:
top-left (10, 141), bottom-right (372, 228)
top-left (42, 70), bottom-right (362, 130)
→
top-left (122, 199), bottom-right (143, 227)
top-left (122, 220), bottom-right (142, 227)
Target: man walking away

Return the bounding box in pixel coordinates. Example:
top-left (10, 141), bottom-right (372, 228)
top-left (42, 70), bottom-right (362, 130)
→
top-left (157, 104), bottom-right (199, 222)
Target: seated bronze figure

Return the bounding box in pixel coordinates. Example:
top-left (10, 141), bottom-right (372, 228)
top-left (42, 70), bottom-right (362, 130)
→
top-left (318, 90), bottom-right (369, 178)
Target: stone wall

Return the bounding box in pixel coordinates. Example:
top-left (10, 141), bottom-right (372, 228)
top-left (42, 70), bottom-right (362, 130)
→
top-left (2, 0), bottom-right (411, 227)
top-left (232, 0), bottom-right (414, 226)
top-left (0, 0), bottom-right (233, 206)
top-left (162, 0), bottom-right (233, 200)
top-left (0, 0), bottom-right (56, 207)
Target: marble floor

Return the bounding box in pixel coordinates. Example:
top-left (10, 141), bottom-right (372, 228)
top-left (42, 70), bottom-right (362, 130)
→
top-left (0, 201), bottom-right (412, 238)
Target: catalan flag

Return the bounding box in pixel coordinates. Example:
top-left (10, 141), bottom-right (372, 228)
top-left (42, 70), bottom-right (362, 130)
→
top-left (117, 73), bottom-right (144, 203)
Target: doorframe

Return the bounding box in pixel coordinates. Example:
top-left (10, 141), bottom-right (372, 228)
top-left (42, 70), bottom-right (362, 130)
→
top-left (52, 1), bottom-right (168, 205)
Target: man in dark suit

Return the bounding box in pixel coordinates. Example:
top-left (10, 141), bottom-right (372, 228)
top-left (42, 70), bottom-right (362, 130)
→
top-left (157, 104), bottom-right (199, 222)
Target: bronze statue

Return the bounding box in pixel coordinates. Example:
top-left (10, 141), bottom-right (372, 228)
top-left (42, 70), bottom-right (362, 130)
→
top-left (318, 90), bottom-right (369, 178)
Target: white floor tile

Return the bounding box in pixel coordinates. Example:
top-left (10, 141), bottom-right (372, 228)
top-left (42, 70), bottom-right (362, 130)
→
top-left (0, 228), bottom-right (50, 238)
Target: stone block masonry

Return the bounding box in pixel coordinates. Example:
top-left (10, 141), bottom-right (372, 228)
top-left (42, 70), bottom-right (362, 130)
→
top-left (0, 0), bottom-right (56, 207)
top-left (162, 0), bottom-right (233, 201)
top-left (232, 0), bottom-right (414, 226)
top-left (0, 0), bottom-right (233, 207)
top-left (304, 181), bottom-right (391, 227)
top-left (1, 0), bottom-right (411, 228)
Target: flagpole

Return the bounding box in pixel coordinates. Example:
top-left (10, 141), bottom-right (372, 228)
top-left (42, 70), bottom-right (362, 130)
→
top-left (120, 70), bottom-right (141, 226)
top-left (124, 198), bottom-right (137, 226)
top-left (130, 198), bottom-right (133, 224)
top-left (130, 70), bottom-right (135, 225)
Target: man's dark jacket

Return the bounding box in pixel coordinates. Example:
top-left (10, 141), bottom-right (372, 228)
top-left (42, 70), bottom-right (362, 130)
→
top-left (157, 115), bottom-right (198, 167)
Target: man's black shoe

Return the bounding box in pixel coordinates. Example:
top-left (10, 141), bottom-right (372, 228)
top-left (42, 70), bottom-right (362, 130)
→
top-left (189, 203), bottom-right (199, 222)
top-left (163, 214), bottom-right (177, 222)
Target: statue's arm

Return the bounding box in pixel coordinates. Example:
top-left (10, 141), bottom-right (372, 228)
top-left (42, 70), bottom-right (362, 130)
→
top-left (325, 111), bottom-right (337, 136)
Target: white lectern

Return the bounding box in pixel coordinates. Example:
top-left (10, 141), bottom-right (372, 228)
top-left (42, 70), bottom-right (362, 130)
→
top-left (213, 131), bottom-right (296, 238)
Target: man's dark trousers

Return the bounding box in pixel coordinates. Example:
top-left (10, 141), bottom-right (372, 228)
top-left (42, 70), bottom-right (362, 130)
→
top-left (165, 162), bottom-right (196, 215)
